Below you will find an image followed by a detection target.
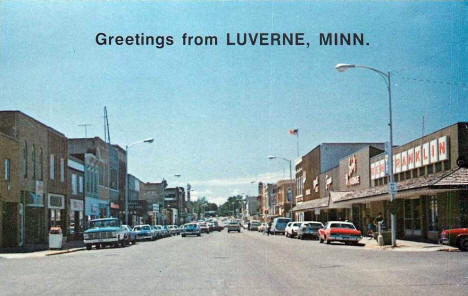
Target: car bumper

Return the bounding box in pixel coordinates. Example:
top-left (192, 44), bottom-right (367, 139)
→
top-left (329, 235), bottom-right (362, 241)
top-left (136, 235), bottom-right (152, 240)
top-left (84, 238), bottom-right (118, 244)
top-left (440, 238), bottom-right (449, 245)
top-left (182, 232), bottom-right (200, 235)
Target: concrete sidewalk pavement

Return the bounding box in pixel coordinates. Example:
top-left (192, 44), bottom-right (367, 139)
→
top-left (360, 236), bottom-right (459, 252)
top-left (0, 240), bottom-right (85, 259)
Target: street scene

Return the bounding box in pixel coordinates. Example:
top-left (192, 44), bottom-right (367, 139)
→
top-left (0, 1), bottom-right (467, 296)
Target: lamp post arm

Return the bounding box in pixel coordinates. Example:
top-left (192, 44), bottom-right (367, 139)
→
top-left (355, 65), bottom-right (390, 86)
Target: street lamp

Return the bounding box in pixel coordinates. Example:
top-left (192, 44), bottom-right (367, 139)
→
top-left (125, 138), bottom-right (154, 225)
top-left (268, 155), bottom-right (293, 217)
top-left (336, 63), bottom-right (396, 247)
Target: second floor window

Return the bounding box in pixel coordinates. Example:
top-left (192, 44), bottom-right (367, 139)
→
top-left (4, 159), bottom-right (10, 181)
top-left (72, 173), bottom-right (77, 195)
top-left (39, 148), bottom-right (43, 180)
top-left (60, 158), bottom-right (65, 182)
top-left (32, 145), bottom-right (36, 179)
top-left (50, 154), bottom-right (55, 180)
top-left (79, 176), bottom-right (83, 193)
top-left (23, 141), bottom-right (27, 178)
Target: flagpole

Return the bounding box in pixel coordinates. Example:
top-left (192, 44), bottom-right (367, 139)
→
top-left (296, 131), bottom-right (299, 157)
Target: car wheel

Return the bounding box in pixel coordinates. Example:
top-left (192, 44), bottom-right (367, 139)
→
top-left (197, 234), bottom-right (201, 237)
top-left (326, 236), bottom-right (331, 244)
top-left (132, 239), bottom-right (136, 245)
top-left (458, 237), bottom-right (468, 251)
top-left (96, 244), bottom-right (101, 249)
top-left (182, 234), bottom-right (185, 237)
top-left (300, 235), bottom-right (304, 240)
top-left (86, 244), bottom-right (92, 250)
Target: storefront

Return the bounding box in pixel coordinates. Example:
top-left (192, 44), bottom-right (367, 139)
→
top-left (48, 193), bottom-right (65, 232)
top-left (69, 199), bottom-right (84, 238)
top-left (85, 196), bottom-right (100, 221)
top-left (23, 190), bottom-right (46, 244)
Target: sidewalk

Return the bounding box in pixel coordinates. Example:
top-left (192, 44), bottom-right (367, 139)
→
top-left (360, 237), bottom-right (459, 252)
top-left (0, 240), bottom-right (85, 259)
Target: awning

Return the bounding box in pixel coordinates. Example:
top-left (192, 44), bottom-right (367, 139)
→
top-left (334, 167), bottom-right (468, 204)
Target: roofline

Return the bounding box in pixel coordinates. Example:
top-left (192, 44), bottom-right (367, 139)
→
top-left (0, 110), bottom-right (66, 137)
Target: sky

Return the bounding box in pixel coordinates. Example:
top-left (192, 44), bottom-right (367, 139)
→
top-left (0, 1), bottom-right (466, 205)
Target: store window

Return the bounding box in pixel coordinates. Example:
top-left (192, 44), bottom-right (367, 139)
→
top-left (427, 196), bottom-right (438, 231)
top-left (50, 154), bottom-right (55, 180)
top-left (4, 159), bottom-right (10, 181)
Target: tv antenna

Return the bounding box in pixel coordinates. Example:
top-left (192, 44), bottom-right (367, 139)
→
top-left (78, 123), bottom-right (92, 138)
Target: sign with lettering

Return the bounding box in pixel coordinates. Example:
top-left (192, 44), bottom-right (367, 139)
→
top-left (48, 194), bottom-right (65, 210)
top-left (371, 136), bottom-right (450, 180)
top-left (70, 199), bottom-right (84, 211)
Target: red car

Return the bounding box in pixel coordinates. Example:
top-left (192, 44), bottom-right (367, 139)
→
top-left (318, 221), bottom-right (362, 245)
top-left (440, 228), bottom-right (468, 251)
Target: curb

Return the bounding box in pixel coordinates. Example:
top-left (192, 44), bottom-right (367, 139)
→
top-left (45, 247), bottom-right (86, 256)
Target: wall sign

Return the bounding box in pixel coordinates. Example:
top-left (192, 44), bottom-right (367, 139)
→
top-left (345, 154), bottom-right (360, 186)
top-left (70, 199), bottom-right (84, 211)
top-left (312, 176), bottom-right (319, 192)
top-left (371, 136), bottom-right (449, 180)
top-left (48, 194), bottom-right (65, 210)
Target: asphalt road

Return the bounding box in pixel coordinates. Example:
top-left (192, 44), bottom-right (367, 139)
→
top-left (0, 230), bottom-right (467, 296)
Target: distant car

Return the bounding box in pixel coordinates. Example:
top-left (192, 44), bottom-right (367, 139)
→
top-left (270, 217), bottom-right (292, 235)
top-left (133, 224), bottom-right (155, 241)
top-left (83, 218), bottom-right (127, 250)
top-left (227, 221), bottom-right (241, 233)
top-left (285, 221), bottom-right (303, 238)
top-left (318, 221), bottom-right (362, 245)
top-left (440, 227), bottom-right (468, 251)
top-left (121, 225), bottom-right (137, 245)
top-left (198, 222), bottom-right (210, 233)
top-left (181, 223), bottom-right (201, 237)
top-left (155, 225), bottom-right (169, 238)
top-left (249, 221), bottom-right (261, 231)
top-left (167, 225), bottom-right (178, 236)
top-left (296, 222), bottom-right (324, 240)
top-left (162, 225), bottom-right (172, 236)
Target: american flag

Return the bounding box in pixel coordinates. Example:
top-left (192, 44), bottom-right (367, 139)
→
top-left (289, 129), bottom-right (298, 135)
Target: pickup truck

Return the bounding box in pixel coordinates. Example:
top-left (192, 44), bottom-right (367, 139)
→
top-left (440, 227), bottom-right (468, 251)
top-left (318, 221), bottom-right (362, 245)
top-left (83, 218), bottom-right (127, 250)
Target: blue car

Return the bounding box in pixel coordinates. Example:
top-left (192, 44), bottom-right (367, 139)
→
top-left (133, 224), bottom-right (155, 241)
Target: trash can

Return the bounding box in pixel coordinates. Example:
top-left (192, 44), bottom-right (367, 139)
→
top-left (49, 226), bottom-right (64, 249)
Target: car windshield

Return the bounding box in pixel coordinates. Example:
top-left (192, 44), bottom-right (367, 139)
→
top-left (134, 226), bottom-right (150, 231)
top-left (304, 223), bottom-right (322, 229)
top-left (186, 224), bottom-right (197, 229)
top-left (330, 223), bottom-right (355, 229)
top-left (89, 219), bottom-right (120, 229)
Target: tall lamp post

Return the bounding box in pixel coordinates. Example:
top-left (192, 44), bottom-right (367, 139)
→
top-left (125, 138), bottom-right (154, 225)
top-left (335, 63), bottom-right (396, 247)
top-left (268, 155), bottom-right (293, 217)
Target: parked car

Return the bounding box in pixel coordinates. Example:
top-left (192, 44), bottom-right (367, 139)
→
top-left (167, 225), bottom-right (177, 236)
top-left (440, 227), bottom-right (468, 251)
top-left (83, 218), bottom-right (127, 250)
top-left (318, 221), bottom-right (362, 245)
top-left (198, 222), bottom-right (210, 233)
top-left (121, 225), bottom-right (137, 245)
top-left (155, 225), bottom-right (168, 238)
top-left (270, 217), bottom-right (292, 235)
top-left (174, 225), bottom-right (182, 235)
top-left (296, 221), bottom-right (324, 240)
top-left (227, 221), bottom-right (241, 233)
top-left (181, 223), bottom-right (201, 237)
top-left (159, 225), bottom-right (170, 237)
top-left (285, 221), bottom-right (303, 238)
top-left (133, 224), bottom-right (155, 241)
top-left (249, 221), bottom-right (261, 231)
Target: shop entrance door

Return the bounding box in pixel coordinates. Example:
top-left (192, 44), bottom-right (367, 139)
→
top-left (404, 199), bottom-right (422, 237)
